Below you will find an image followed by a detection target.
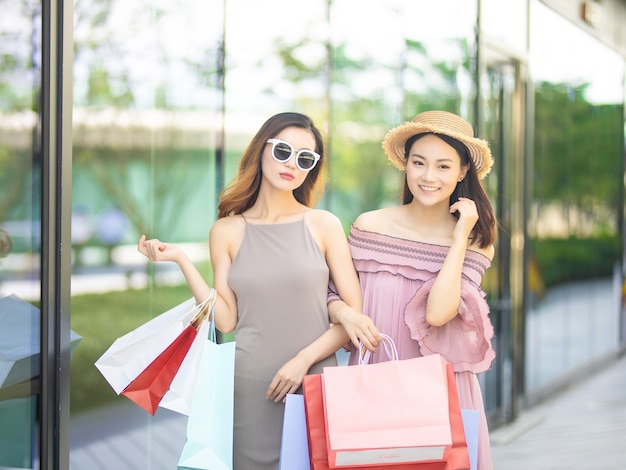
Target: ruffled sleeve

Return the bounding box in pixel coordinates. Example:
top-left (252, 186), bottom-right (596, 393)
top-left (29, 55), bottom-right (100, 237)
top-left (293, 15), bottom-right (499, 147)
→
top-left (327, 279), bottom-right (341, 304)
top-left (403, 275), bottom-right (495, 374)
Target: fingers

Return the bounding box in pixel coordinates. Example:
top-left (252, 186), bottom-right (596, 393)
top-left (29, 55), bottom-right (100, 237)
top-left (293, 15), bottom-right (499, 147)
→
top-left (266, 377), bottom-right (299, 403)
top-left (348, 325), bottom-right (382, 352)
top-left (265, 380), bottom-right (280, 401)
top-left (137, 235), bottom-right (168, 261)
top-left (359, 328), bottom-right (383, 352)
top-left (346, 316), bottom-right (383, 352)
top-left (450, 197), bottom-right (477, 214)
top-left (137, 234), bottom-right (148, 256)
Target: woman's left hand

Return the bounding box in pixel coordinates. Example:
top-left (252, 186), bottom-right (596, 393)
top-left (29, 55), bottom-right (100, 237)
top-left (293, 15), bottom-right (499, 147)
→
top-left (450, 197), bottom-right (479, 242)
top-left (265, 355), bottom-right (310, 403)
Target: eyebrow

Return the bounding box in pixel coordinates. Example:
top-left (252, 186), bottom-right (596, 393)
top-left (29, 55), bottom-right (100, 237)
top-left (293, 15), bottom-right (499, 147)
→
top-left (410, 153), bottom-right (455, 163)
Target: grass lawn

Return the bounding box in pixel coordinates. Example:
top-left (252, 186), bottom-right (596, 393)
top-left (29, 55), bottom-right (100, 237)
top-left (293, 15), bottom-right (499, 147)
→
top-left (69, 282), bottom-right (221, 415)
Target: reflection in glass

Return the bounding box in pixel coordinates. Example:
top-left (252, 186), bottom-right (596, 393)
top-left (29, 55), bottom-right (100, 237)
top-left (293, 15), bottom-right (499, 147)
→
top-left (0, 2), bottom-right (42, 468)
top-left (59, 0), bottom-right (626, 465)
top-left (526, 1), bottom-right (624, 392)
top-left (66, 0), bottom-right (500, 466)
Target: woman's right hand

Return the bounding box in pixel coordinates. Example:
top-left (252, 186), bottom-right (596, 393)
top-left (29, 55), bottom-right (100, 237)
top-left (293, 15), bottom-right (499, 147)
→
top-left (334, 305), bottom-right (381, 352)
top-left (137, 234), bottom-right (185, 263)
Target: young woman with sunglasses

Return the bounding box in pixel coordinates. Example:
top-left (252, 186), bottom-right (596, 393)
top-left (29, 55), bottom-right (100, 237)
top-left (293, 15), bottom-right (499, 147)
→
top-left (138, 112), bottom-right (379, 470)
top-left (328, 111), bottom-right (497, 469)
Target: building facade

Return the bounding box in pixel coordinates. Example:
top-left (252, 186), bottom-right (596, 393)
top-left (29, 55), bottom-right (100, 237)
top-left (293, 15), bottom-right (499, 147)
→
top-left (0, 0), bottom-right (624, 468)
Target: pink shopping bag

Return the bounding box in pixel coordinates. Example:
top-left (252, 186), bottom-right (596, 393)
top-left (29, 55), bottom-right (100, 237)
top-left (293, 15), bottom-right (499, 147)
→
top-left (322, 337), bottom-right (452, 468)
top-left (304, 365), bottom-right (470, 470)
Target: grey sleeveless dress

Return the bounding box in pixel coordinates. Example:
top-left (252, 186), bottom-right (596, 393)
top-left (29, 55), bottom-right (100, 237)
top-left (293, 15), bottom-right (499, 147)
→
top-left (228, 217), bottom-right (337, 470)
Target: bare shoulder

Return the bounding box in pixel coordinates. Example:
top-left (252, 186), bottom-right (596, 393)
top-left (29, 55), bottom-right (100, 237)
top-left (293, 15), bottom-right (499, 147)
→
top-left (209, 215), bottom-right (245, 247)
top-left (470, 242), bottom-right (495, 261)
top-left (306, 208), bottom-right (343, 233)
top-left (353, 207), bottom-right (398, 232)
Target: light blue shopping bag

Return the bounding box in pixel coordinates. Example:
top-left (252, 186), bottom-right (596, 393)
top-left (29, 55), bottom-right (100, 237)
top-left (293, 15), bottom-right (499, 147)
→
top-left (461, 409), bottom-right (480, 470)
top-left (178, 318), bottom-right (235, 470)
top-left (279, 393), bottom-right (310, 470)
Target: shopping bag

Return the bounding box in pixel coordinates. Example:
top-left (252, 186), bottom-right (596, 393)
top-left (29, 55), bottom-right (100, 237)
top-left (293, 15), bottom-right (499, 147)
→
top-left (303, 367), bottom-right (470, 470)
top-left (120, 318), bottom-right (202, 415)
top-left (322, 335), bottom-right (452, 467)
top-left (279, 393), bottom-right (310, 470)
top-left (178, 316), bottom-right (235, 470)
top-left (0, 294), bottom-right (81, 389)
top-left (95, 293), bottom-right (214, 415)
top-left (159, 318), bottom-right (210, 415)
top-left (303, 374), bottom-right (336, 470)
top-left (460, 410), bottom-right (479, 470)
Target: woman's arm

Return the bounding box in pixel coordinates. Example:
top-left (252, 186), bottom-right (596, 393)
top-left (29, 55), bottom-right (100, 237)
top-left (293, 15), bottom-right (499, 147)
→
top-left (265, 211), bottom-right (379, 402)
top-left (207, 219), bottom-right (240, 333)
top-left (137, 217), bottom-right (239, 333)
top-left (265, 323), bottom-right (348, 402)
top-left (324, 212), bottom-right (381, 349)
top-left (138, 234), bottom-right (213, 303)
top-left (426, 197), bottom-right (481, 326)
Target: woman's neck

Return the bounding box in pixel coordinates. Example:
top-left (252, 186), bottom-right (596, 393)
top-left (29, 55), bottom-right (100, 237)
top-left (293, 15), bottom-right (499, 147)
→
top-left (394, 201), bottom-right (458, 243)
top-left (245, 189), bottom-right (304, 224)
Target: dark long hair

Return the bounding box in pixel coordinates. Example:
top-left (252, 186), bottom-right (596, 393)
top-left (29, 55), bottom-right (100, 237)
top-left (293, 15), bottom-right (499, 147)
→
top-left (402, 132), bottom-right (496, 248)
top-left (217, 112), bottom-right (324, 218)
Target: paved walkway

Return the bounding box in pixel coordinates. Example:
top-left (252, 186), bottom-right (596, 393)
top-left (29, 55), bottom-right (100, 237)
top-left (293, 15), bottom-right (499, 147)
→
top-left (490, 352), bottom-right (626, 469)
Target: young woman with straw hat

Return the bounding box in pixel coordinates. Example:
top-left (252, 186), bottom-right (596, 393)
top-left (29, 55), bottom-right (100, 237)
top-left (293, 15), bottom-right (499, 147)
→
top-left (329, 110), bottom-right (497, 469)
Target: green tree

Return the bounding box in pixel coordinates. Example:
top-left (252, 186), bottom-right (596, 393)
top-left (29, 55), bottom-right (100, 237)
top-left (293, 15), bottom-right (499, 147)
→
top-left (533, 81), bottom-right (623, 234)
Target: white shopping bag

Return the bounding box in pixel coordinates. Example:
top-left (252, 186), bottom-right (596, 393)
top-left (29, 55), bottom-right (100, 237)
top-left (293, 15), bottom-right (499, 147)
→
top-left (159, 316), bottom-right (210, 415)
top-left (95, 295), bottom-right (213, 415)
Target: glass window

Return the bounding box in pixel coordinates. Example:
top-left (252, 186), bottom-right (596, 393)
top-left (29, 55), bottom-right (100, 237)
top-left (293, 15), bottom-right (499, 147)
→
top-left (526, 1), bottom-right (625, 393)
top-left (0, 2), bottom-right (43, 469)
top-left (71, 1), bottom-right (225, 467)
top-left (328, 0), bottom-right (478, 224)
top-left (67, 0), bottom-right (496, 466)
top-left (481, 0), bottom-right (528, 56)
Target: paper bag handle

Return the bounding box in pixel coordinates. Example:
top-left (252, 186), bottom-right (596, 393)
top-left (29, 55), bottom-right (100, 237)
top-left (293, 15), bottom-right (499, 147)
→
top-left (358, 333), bottom-right (399, 364)
top-left (190, 289), bottom-right (217, 330)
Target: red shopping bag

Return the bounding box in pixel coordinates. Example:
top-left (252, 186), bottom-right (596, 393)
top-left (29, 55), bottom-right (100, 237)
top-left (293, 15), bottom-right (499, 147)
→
top-left (96, 291), bottom-right (217, 415)
top-left (322, 345), bottom-right (453, 467)
top-left (303, 365), bottom-right (469, 470)
top-left (120, 301), bottom-right (212, 415)
top-left (121, 324), bottom-right (199, 415)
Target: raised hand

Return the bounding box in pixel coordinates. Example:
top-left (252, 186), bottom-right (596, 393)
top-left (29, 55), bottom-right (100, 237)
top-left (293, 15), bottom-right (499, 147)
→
top-left (449, 197), bottom-right (479, 243)
top-left (137, 234), bottom-right (185, 263)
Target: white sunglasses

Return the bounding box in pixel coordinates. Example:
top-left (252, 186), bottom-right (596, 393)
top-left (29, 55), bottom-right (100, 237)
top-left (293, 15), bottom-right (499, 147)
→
top-left (266, 138), bottom-right (320, 171)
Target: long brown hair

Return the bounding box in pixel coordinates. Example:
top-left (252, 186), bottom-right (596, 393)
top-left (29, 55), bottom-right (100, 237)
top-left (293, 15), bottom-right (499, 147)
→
top-left (217, 112), bottom-right (325, 219)
top-left (402, 132), bottom-right (497, 248)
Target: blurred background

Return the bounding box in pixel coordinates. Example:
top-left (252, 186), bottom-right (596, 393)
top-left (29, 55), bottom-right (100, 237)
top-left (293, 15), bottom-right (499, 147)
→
top-left (0, 0), bottom-right (625, 468)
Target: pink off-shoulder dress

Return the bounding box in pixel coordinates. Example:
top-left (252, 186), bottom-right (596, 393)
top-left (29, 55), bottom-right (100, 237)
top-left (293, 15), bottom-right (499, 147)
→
top-left (332, 226), bottom-right (495, 470)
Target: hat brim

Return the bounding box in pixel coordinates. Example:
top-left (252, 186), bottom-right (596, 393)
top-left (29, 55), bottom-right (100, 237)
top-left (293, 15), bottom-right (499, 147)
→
top-left (382, 121), bottom-right (493, 179)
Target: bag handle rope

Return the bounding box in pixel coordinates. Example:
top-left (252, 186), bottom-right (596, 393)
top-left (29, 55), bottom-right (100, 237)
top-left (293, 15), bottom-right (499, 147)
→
top-left (358, 333), bottom-right (399, 365)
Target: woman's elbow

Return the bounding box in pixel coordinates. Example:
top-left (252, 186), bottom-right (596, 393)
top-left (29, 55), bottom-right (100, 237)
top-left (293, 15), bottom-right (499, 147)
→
top-left (215, 317), bottom-right (237, 334)
top-left (425, 313), bottom-right (446, 327)
top-left (219, 324), bottom-right (235, 335)
top-left (425, 308), bottom-right (457, 327)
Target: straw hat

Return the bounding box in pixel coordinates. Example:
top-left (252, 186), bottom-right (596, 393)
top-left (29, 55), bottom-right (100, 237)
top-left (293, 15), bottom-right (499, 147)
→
top-left (382, 110), bottom-right (493, 179)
